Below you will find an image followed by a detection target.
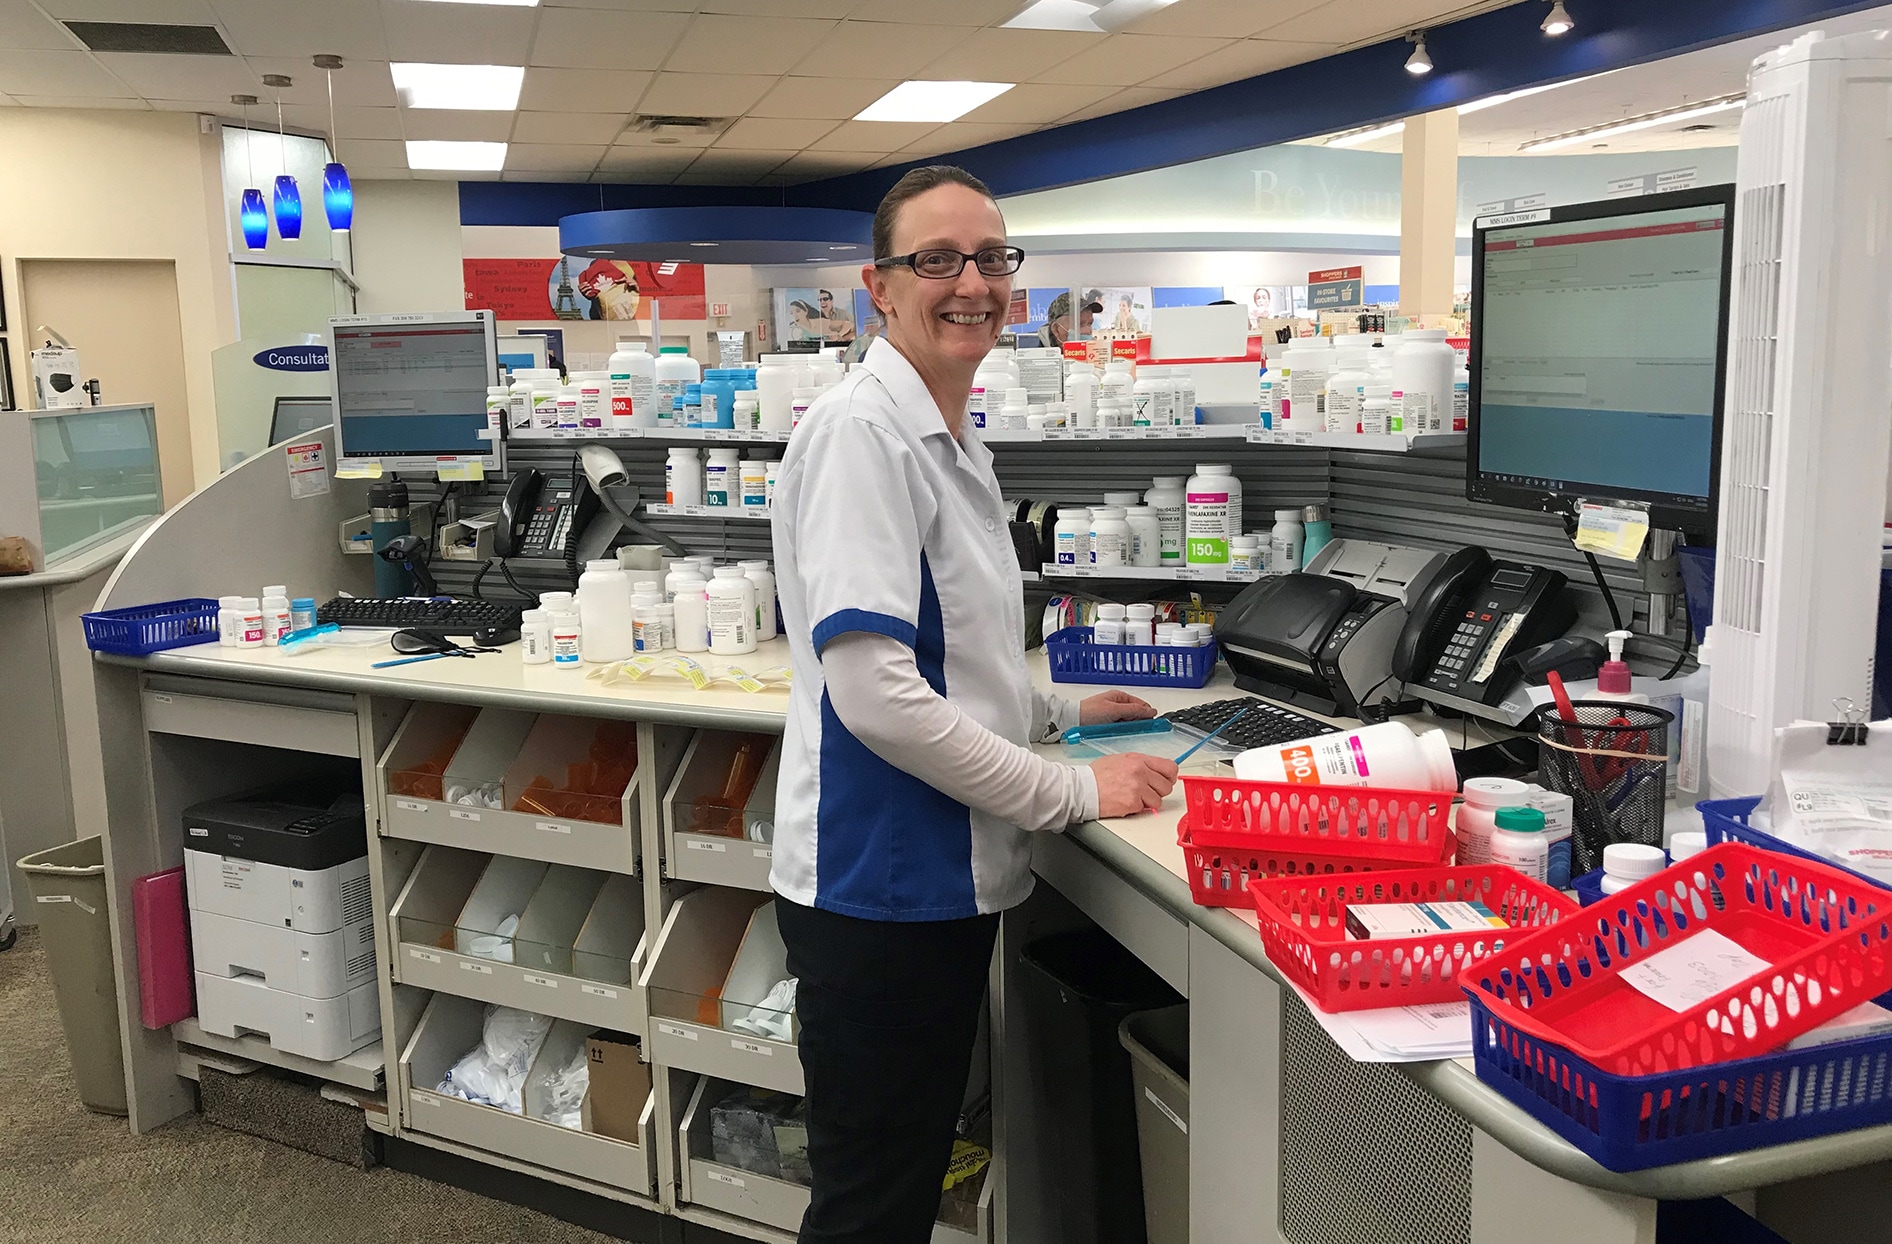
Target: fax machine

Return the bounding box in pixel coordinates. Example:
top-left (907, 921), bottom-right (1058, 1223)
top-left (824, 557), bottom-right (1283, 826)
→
top-left (1212, 539), bottom-right (1446, 718)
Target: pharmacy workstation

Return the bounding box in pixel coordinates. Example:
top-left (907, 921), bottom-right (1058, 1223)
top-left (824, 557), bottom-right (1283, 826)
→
top-left (5, 6), bottom-right (1892, 1244)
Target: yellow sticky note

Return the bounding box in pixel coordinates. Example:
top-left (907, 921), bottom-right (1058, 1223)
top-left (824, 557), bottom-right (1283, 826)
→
top-left (1573, 502), bottom-right (1651, 562)
top-left (437, 461), bottom-right (485, 482)
top-left (334, 461), bottom-right (383, 479)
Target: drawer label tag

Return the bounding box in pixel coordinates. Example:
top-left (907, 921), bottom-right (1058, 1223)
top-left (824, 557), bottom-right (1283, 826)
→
top-left (460, 961), bottom-right (493, 975)
top-left (449, 809), bottom-right (481, 821)
top-left (523, 973), bottom-right (557, 989)
top-left (707, 1169), bottom-right (745, 1187)
top-left (395, 799), bottom-right (427, 812)
top-left (536, 821), bottom-right (573, 835)
top-left (657, 1022), bottom-right (697, 1041)
top-left (408, 948), bottom-right (441, 964)
top-left (580, 984), bottom-right (620, 1000)
top-left (731, 1038), bottom-right (772, 1056)
top-left (686, 840), bottom-right (727, 853)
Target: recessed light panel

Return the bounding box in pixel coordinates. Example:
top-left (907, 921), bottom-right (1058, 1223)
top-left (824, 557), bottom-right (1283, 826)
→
top-left (855, 81), bottom-right (1015, 124)
top-left (391, 62), bottom-right (524, 111)
top-left (407, 140), bottom-right (508, 170)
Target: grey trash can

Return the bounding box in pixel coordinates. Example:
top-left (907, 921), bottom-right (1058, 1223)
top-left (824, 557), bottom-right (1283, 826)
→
top-left (1120, 1004), bottom-right (1190, 1244)
top-left (19, 837), bottom-right (127, 1115)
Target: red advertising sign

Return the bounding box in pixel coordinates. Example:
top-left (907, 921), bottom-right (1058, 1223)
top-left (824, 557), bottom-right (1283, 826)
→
top-left (1306, 266), bottom-right (1363, 285)
top-left (463, 257), bottom-right (707, 322)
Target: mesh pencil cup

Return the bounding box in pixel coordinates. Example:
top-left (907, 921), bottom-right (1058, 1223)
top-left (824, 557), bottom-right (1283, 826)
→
top-left (1531, 702), bottom-right (1672, 875)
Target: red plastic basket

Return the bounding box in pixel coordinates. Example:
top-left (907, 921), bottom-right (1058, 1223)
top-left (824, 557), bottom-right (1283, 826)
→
top-left (1463, 842), bottom-right (1892, 1077)
top-left (1176, 775), bottom-right (1455, 908)
top-left (1250, 866), bottom-right (1580, 1012)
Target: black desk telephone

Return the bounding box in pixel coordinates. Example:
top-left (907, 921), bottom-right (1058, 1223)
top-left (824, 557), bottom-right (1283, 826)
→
top-left (496, 468), bottom-right (599, 560)
top-left (1391, 546), bottom-right (1577, 707)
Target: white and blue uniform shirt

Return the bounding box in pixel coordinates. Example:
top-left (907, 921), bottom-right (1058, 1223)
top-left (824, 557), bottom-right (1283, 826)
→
top-left (769, 338), bottom-right (1035, 921)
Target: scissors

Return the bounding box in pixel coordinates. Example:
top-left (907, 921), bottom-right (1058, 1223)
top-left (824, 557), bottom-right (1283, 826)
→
top-left (371, 629), bottom-right (500, 669)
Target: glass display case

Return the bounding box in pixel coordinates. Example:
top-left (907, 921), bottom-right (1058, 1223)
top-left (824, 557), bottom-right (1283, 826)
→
top-left (24, 403), bottom-right (162, 566)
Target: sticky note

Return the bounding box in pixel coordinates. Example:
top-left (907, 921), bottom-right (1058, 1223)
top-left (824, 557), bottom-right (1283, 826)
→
top-left (437, 462), bottom-right (485, 482)
top-left (1573, 501), bottom-right (1650, 562)
top-left (334, 461), bottom-right (383, 479)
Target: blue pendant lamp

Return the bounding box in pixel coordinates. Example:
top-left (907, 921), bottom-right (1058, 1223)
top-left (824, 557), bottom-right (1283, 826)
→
top-left (234, 94), bottom-right (268, 250)
top-left (316, 54), bottom-right (352, 230)
top-left (269, 88), bottom-right (302, 239)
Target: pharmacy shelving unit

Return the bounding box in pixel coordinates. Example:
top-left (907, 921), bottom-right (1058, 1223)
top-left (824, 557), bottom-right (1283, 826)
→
top-left (1039, 563), bottom-right (1263, 584)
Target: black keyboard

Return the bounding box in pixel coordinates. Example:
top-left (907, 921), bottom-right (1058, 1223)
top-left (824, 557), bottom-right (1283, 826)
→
top-left (1164, 697), bottom-right (1338, 751)
top-left (316, 596), bottom-right (524, 639)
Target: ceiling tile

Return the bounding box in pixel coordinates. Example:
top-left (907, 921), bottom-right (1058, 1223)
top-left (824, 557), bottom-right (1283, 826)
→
top-left (957, 81), bottom-right (1114, 124)
top-left (13, 94), bottom-right (149, 108)
top-left (1057, 84), bottom-right (1178, 123)
top-left (1143, 36), bottom-right (1332, 90)
top-left (92, 51), bottom-right (261, 100)
top-left (917, 28), bottom-right (1102, 81)
top-left (144, 97), bottom-right (230, 112)
top-left (699, 0), bottom-right (857, 14)
top-left (1260, 0), bottom-right (1451, 49)
top-left (511, 110), bottom-right (628, 144)
top-left (637, 72), bottom-right (778, 116)
top-left (379, 2), bottom-right (541, 65)
top-left (673, 170), bottom-right (765, 186)
top-left (503, 141), bottom-right (608, 171)
top-left (595, 150), bottom-right (695, 179)
top-left (807, 119), bottom-right (936, 152)
top-left (1124, 0), bottom-right (1326, 38)
top-left (765, 149), bottom-right (882, 180)
top-left (0, 0), bottom-right (78, 50)
top-left (336, 136), bottom-right (407, 166)
top-left (243, 57), bottom-right (399, 108)
top-left (280, 103), bottom-right (402, 141)
top-left (685, 148), bottom-right (790, 173)
top-left (0, 49), bottom-right (134, 96)
top-left (848, 0), bottom-right (1022, 24)
top-left (208, 0), bottom-right (388, 61)
top-left (663, 14), bottom-right (841, 76)
top-left (520, 67), bottom-right (651, 112)
top-left (543, 0), bottom-right (694, 9)
top-left (530, 8), bottom-right (689, 70)
top-left (1031, 33), bottom-right (1233, 86)
top-left (750, 75), bottom-right (899, 120)
top-left (399, 110), bottom-right (514, 141)
top-left (40, 0), bottom-right (218, 21)
top-left (788, 19), bottom-right (979, 80)
top-left (612, 126), bottom-right (719, 149)
top-left (899, 120), bottom-right (1025, 155)
top-left (715, 115), bottom-right (839, 149)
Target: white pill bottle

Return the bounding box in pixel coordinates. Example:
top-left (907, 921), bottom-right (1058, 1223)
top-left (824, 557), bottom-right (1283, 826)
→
top-left (1233, 722), bottom-right (1458, 792)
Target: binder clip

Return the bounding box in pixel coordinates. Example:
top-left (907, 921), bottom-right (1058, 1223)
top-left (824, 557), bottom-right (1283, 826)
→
top-left (1827, 699), bottom-right (1870, 746)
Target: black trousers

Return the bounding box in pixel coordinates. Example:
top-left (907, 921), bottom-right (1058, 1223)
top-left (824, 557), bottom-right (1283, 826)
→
top-left (776, 899), bottom-right (1000, 1244)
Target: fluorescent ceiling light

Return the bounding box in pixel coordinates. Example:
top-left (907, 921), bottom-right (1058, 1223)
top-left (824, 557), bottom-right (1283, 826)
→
top-left (856, 81), bottom-right (1014, 123)
top-left (1003, 0), bottom-right (1102, 32)
top-left (1326, 121), bottom-right (1405, 148)
top-left (1457, 73), bottom-right (1603, 115)
top-left (391, 62), bottom-right (524, 111)
top-left (1520, 93), bottom-right (1745, 151)
top-left (406, 139), bottom-right (507, 170)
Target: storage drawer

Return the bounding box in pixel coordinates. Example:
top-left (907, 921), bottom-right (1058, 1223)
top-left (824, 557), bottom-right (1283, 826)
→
top-left (400, 992), bottom-right (655, 1197)
top-left (662, 731), bottom-right (780, 892)
top-left (642, 888), bottom-right (801, 1095)
top-left (142, 687), bottom-right (358, 756)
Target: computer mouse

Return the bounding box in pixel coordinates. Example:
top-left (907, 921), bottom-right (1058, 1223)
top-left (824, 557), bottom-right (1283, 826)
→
top-left (473, 625), bottom-right (520, 647)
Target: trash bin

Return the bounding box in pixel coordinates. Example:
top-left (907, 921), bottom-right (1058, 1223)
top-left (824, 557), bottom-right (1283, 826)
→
top-left (19, 837), bottom-right (127, 1115)
top-left (1019, 929), bottom-right (1184, 1244)
top-left (1120, 1005), bottom-right (1190, 1244)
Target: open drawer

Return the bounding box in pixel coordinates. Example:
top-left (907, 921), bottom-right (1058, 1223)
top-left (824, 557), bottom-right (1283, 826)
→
top-left (677, 1076), bottom-right (991, 1242)
top-left (641, 888), bottom-right (800, 1095)
top-left (662, 731), bottom-right (780, 892)
top-left (380, 703), bottom-right (641, 874)
top-left (400, 991), bottom-right (656, 1197)
top-left (391, 845), bottom-right (647, 1034)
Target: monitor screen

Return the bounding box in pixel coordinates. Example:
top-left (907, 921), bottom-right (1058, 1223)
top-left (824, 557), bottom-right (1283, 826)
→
top-left (269, 396), bottom-right (332, 445)
top-left (1468, 186), bottom-right (1734, 535)
top-left (61, 407), bottom-right (157, 472)
top-left (330, 316), bottom-right (495, 460)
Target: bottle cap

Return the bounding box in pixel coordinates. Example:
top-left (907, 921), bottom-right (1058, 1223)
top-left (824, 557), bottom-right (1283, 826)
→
top-left (1414, 729), bottom-right (1460, 791)
top-left (1494, 806), bottom-right (1546, 833)
top-left (290, 597), bottom-right (315, 610)
top-left (587, 560), bottom-right (618, 572)
top-left (1603, 842), bottom-right (1667, 882)
top-left (1097, 603), bottom-right (1126, 620)
top-left (1462, 776), bottom-right (1531, 809)
top-left (521, 609), bottom-right (549, 622)
top-left (1275, 508), bottom-right (1302, 522)
top-left (1668, 830), bottom-right (1708, 861)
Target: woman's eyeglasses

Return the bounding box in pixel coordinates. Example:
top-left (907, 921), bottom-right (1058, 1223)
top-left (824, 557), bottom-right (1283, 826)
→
top-left (874, 246), bottom-right (1025, 280)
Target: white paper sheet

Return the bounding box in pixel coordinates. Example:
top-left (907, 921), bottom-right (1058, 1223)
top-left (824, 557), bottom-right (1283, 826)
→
top-left (1616, 927), bottom-right (1770, 1013)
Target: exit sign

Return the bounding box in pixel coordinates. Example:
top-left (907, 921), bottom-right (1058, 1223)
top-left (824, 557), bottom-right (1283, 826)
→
top-left (709, 301), bottom-right (731, 318)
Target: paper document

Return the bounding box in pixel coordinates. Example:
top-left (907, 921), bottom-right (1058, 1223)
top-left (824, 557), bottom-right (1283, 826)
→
top-left (1617, 928), bottom-right (1770, 1013)
top-left (1283, 978), bottom-right (1473, 1063)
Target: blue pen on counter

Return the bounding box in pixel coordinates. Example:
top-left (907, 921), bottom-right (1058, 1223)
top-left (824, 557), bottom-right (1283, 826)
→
top-left (1060, 718), bottom-right (1173, 745)
top-left (277, 622), bottom-right (339, 653)
top-left (1173, 706), bottom-right (1251, 763)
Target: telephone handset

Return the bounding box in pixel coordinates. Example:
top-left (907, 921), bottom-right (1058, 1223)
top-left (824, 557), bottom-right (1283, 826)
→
top-left (1392, 546), bottom-right (1577, 706)
top-left (496, 468), bottom-right (599, 560)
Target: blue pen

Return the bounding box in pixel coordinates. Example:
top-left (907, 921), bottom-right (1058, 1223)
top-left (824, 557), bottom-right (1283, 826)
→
top-left (1173, 706), bottom-right (1251, 763)
top-left (1060, 718), bottom-right (1172, 745)
top-left (371, 651), bottom-right (458, 669)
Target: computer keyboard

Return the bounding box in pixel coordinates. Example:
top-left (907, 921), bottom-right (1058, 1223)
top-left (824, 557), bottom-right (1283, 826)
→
top-left (316, 596), bottom-right (524, 639)
top-left (1163, 697), bottom-right (1338, 751)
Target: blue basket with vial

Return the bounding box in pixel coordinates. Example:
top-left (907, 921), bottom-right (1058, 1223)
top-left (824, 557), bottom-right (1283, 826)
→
top-left (1701, 796), bottom-right (1892, 892)
top-left (82, 598), bottom-right (220, 656)
top-left (1045, 626), bottom-right (1218, 689)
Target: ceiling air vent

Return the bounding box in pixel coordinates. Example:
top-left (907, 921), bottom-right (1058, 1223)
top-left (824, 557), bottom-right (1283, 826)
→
top-left (631, 115), bottom-right (731, 137)
top-left (64, 22), bottom-right (233, 55)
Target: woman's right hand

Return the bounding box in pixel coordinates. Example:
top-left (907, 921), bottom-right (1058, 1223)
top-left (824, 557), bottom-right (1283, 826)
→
top-left (1090, 752), bottom-right (1180, 818)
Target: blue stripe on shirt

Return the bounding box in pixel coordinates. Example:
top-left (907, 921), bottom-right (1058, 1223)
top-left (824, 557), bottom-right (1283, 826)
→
top-left (811, 608), bottom-right (917, 654)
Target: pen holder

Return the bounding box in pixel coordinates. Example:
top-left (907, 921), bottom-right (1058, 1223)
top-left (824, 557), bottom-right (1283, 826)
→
top-left (1532, 701), bottom-right (1672, 875)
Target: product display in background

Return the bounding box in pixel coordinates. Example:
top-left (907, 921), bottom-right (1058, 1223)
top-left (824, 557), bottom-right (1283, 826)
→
top-left (463, 257), bottom-right (706, 322)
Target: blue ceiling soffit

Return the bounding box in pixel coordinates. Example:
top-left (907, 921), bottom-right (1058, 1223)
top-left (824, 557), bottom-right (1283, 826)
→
top-left (461, 180), bottom-right (781, 227)
top-left (557, 205), bottom-right (874, 265)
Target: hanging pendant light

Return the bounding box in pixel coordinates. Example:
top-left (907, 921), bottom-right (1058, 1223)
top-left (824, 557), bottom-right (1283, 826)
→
top-left (315, 55), bottom-right (352, 231)
top-left (268, 82), bottom-right (302, 239)
top-left (234, 95), bottom-right (268, 250)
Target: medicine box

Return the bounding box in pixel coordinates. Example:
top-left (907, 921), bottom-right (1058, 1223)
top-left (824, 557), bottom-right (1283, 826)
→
top-left (1345, 899), bottom-right (1506, 941)
top-left (191, 907), bottom-right (376, 999)
top-left (194, 971), bottom-right (381, 1061)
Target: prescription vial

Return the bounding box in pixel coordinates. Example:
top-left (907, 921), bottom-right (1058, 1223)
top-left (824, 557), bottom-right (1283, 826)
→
top-left (733, 394), bottom-right (759, 431)
top-left (1599, 843), bottom-right (1667, 895)
top-left (261, 591), bottom-right (292, 646)
top-left (1054, 508), bottom-right (1092, 566)
top-left (764, 459), bottom-right (781, 508)
top-left (739, 560), bottom-right (777, 641)
top-left (1325, 341), bottom-right (1373, 434)
top-left (672, 576), bottom-right (709, 653)
top-left (1155, 622), bottom-right (1184, 645)
top-left (1124, 603), bottom-right (1156, 646)
top-left (1456, 777), bottom-right (1532, 866)
top-left (508, 374), bottom-right (534, 430)
top-left (1392, 329), bottom-right (1454, 434)
top-left (1361, 385), bottom-right (1393, 436)
top-left (578, 560), bottom-right (635, 663)
top-left (1146, 477), bottom-right (1185, 565)
top-left (791, 387), bottom-right (815, 428)
top-left (1093, 603), bottom-right (1127, 645)
top-left (1185, 464), bottom-right (1241, 565)
top-left (707, 568), bottom-right (758, 655)
top-left (577, 372), bottom-right (607, 430)
top-left (665, 448), bottom-right (702, 507)
top-left (1065, 365), bottom-right (1097, 427)
top-left (1172, 367), bottom-right (1196, 424)
top-left (1125, 505), bottom-right (1163, 567)
top-left (234, 597), bottom-right (264, 649)
top-left (551, 609), bottom-right (583, 669)
top-left (1233, 722), bottom-right (1458, 790)
top-left (217, 595), bottom-right (243, 646)
top-left (608, 340), bottom-right (655, 428)
top-left (704, 448), bottom-right (741, 508)
top-left (740, 460), bottom-right (768, 508)
top-left (289, 597), bottom-right (318, 633)
top-left (654, 345), bottom-right (698, 422)
top-left (520, 609), bottom-right (552, 664)
top-left (1229, 534), bottom-right (1262, 574)
top-left (1526, 790), bottom-right (1575, 888)
top-left (1270, 509), bottom-right (1304, 575)
top-left (1089, 507), bottom-right (1131, 567)
top-left (486, 386), bottom-right (509, 436)
top-left (1452, 363), bottom-right (1469, 432)
top-left (1489, 806), bottom-right (1550, 882)
top-left (531, 376), bottom-right (560, 429)
top-left (655, 602), bottom-right (676, 651)
top-left (631, 598), bottom-right (660, 653)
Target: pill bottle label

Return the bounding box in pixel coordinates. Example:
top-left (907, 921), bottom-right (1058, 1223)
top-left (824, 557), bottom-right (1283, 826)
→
top-left (1056, 532), bottom-right (1079, 565)
top-left (707, 594), bottom-right (753, 648)
top-left (1091, 531), bottom-right (1127, 566)
top-left (1131, 392), bottom-right (1153, 427)
top-left (521, 627), bottom-right (550, 663)
top-left (1230, 548), bottom-right (1258, 573)
top-left (509, 392), bottom-right (531, 430)
top-left (1402, 390), bottom-right (1433, 434)
top-left (968, 385), bottom-right (988, 429)
top-left (632, 617), bottom-right (655, 652)
top-left (1185, 491), bottom-right (1230, 563)
top-left (705, 464), bottom-right (731, 506)
top-left (740, 471), bottom-right (767, 507)
top-left (1274, 734), bottom-right (1373, 785)
top-left (1491, 838), bottom-right (1548, 883)
top-left (655, 379), bottom-right (685, 418)
top-left (1452, 380), bottom-right (1468, 432)
top-left (1387, 390), bottom-right (1407, 433)
top-left (552, 632), bottom-right (581, 665)
top-left (532, 393), bottom-right (558, 429)
top-left (1129, 527), bottom-right (1151, 564)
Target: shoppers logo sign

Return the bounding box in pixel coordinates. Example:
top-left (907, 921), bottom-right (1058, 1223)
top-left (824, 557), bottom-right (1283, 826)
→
top-left (254, 346), bottom-right (329, 372)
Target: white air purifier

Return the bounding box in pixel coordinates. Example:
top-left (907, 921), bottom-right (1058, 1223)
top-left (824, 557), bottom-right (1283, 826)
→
top-left (1707, 29), bottom-right (1892, 797)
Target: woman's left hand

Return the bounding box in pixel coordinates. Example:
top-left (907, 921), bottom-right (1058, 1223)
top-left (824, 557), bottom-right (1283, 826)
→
top-left (1079, 689), bottom-right (1157, 725)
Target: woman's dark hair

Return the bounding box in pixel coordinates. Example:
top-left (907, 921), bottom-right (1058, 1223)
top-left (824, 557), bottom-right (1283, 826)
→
top-left (872, 165), bottom-right (998, 260)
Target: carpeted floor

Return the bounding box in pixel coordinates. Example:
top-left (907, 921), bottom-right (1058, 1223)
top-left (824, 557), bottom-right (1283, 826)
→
top-left (0, 927), bottom-right (622, 1244)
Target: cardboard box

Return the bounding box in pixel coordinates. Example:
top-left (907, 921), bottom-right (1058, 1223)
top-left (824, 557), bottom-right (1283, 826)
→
top-left (583, 1034), bottom-right (651, 1143)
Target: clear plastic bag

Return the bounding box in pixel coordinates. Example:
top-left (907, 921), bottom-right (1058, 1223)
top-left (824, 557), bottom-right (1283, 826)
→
top-left (436, 1006), bottom-right (552, 1114)
top-left (534, 1043), bottom-right (589, 1131)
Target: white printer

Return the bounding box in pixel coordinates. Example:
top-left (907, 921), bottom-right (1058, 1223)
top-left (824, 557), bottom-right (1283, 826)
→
top-left (183, 788), bottom-right (380, 1061)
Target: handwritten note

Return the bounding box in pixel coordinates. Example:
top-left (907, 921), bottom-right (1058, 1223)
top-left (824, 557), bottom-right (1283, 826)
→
top-left (1618, 928), bottom-right (1770, 1012)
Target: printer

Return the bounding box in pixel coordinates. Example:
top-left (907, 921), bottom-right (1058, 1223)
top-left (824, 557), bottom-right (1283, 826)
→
top-left (1211, 539), bottom-right (1446, 718)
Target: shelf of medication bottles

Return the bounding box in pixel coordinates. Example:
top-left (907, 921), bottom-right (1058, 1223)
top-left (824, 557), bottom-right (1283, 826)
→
top-left (980, 424), bottom-right (1254, 444)
top-left (645, 504), bottom-right (772, 520)
top-left (1244, 426), bottom-right (1468, 452)
top-left (1040, 563), bottom-right (1262, 584)
top-left (507, 427), bottom-right (793, 444)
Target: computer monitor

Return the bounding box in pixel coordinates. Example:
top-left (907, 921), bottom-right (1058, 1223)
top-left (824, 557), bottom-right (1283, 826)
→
top-left (1467, 184), bottom-right (1735, 537)
top-left (327, 310), bottom-right (502, 472)
top-left (60, 405), bottom-right (158, 474)
top-left (269, 396), bottom-right (332, 445)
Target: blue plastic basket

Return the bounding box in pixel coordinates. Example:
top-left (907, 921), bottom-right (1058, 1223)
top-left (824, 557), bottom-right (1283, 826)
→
top-left (1701, 797), bottom-right (1892, 893)
top-left (1045, 625), bottom-right (1218, 688)
top-left (1572, 866), bottom-right (1606, 906)
top-left (81, 598), bottom-right (220, 656)
top-left (1469, 993), bottom-right (1892, 1171)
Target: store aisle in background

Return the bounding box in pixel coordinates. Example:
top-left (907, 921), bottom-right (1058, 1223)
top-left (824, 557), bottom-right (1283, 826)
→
top-left (0, 929), bottom-right (618, 1244)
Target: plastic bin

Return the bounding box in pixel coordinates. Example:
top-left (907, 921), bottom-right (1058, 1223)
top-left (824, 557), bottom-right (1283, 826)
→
top-left (1018, 929), bottom-right (1183, 1244)
top-left (1118, 1006), bottom-right (1189, 1244)
top-left (1045, 626), bottom-right (1218, 689)
top-left (18, 837), bottom-right (127, 1114)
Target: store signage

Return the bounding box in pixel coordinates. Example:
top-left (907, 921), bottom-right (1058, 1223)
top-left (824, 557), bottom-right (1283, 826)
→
top-left (253, 345), bottom-right (328, 371)
top-left (1306, 266), bottom-right (1364, 310)
top-left (1606, 167), bottom-right (1697, 198)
